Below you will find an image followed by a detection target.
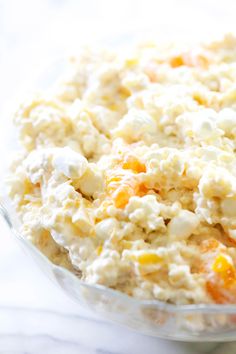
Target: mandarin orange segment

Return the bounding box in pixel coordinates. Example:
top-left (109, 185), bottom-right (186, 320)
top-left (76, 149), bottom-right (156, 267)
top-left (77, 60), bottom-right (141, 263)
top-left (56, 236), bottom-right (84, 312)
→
top-left (137, 183), bottom-right (148, 196)
top-left (106, 164), bottom-right (149, 208)
top-left (170, 55), bottom-right (185, 68)
top-left (107, 176), bottom-right (149, 207)
top-left (212, 254), bottom-right (231, 272)
top-left (170, 53), bottom-right (209, 69)
top-left (122, 155), bottom-right (146, 173)
top-left (206, 280), bottom-right (229, 304)
top-left (113, 184), bottom-right (135, 209)
top-left (212, 254), bottom-right (236, 286)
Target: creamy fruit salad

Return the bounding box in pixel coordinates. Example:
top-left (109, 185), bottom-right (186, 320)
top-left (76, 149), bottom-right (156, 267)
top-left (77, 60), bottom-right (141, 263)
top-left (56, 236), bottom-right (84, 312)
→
top-left (8, 34), bottom-right (236, 305)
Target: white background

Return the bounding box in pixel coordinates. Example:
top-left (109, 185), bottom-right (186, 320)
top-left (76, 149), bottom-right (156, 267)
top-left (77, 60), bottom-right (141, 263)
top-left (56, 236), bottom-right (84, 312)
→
top-left (1, 1), bottom-right (236, 353)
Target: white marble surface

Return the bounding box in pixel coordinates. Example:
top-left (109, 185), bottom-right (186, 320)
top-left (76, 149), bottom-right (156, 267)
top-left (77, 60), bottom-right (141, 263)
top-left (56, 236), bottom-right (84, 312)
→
top-left (1, 0), bottom-right (236, 352)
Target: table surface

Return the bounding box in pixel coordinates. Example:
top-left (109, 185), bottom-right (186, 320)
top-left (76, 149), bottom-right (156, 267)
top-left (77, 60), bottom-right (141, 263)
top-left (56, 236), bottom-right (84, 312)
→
top-left (1, 0), bottom-right (236, 352)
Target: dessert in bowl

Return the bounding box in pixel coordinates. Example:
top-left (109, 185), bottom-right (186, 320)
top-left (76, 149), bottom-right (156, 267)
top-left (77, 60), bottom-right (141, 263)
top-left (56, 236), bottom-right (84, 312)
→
top-left (3, 33), bottom-right (236, 340)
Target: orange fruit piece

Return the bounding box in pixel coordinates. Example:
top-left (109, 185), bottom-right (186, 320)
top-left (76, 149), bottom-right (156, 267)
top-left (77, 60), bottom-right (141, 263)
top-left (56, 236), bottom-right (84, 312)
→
top-left (212, 254), bottom-right (236, 286)
top-left (113, 184), bottom-right (135, 209)
top-left (170, 53), bottom-right (209, 69)
top-left (122, 155), bottom-right (146, 173)
top-left (106, 162), bottom-right (149, 209)
top-left (137, 183), bottom-right (148, 196)
top-left (206, 280), bottom-right (230, 304)
top-left (169, 55), bottom-right (185, 68)
top-left (205, 254), bottom-right (236, 304)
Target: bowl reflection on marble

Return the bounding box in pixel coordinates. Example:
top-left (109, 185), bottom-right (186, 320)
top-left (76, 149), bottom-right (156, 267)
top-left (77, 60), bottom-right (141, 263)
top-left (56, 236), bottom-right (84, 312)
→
top-left (0, 306), bottom-right (224, 353)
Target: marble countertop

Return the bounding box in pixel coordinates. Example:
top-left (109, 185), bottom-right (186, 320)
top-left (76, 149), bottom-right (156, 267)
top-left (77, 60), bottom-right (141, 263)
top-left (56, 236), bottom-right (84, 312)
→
top-left (1, 0), bottom-right (236, 352)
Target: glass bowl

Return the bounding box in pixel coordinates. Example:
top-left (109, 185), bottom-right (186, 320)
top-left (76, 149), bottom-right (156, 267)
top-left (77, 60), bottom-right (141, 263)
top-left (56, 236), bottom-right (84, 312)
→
top-left (1, 30), bottom-right (236, 342)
